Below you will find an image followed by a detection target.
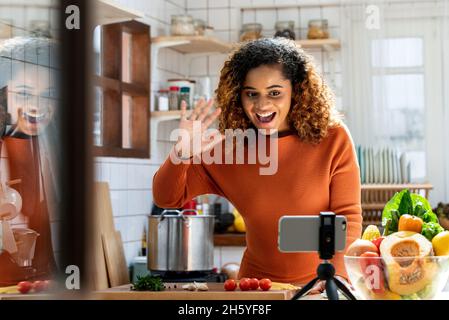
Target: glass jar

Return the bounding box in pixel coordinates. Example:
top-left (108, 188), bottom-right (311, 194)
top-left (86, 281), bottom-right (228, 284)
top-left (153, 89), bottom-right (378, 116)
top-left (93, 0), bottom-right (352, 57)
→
top-left (240, 23), bottom-right (263, 42)
top-left (155, 89), bottom-right (169, 111)
top-left (274, 21), bottom-right (295, 40)
top-left (193, 19), bottom-right (206, 36)
top-left (169, 86), bottom-right (180, 110)
top-left (307, 19), bottom-right (329, 39)
top-left (179, 87), bottom-right (190, 109)
top-left (170, 15), bottom-right (195, 36)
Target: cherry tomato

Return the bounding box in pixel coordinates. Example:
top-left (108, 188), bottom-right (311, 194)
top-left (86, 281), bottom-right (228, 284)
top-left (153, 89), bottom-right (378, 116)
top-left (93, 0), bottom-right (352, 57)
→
top-left (224, 279), bottom-right (237, 291)
top-left (371, 237), bottom-right (385, 250)
top-left (359, 252), bottom-right (385, 294)
top-left (249, 278), bottom-right (259, 290)
top-left (259, 278), bottom-right (272, 291)
top-left (17, 281), bottom-right (33, 294)
top-left (238, 278), bottom-right (251, 291)
top-left (33, 280), bottom-right (46, 292)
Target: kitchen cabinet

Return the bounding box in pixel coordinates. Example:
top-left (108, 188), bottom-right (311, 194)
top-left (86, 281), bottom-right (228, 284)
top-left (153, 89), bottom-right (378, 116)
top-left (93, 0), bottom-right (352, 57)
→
top-left (214, 233), bottom-right (246, 246)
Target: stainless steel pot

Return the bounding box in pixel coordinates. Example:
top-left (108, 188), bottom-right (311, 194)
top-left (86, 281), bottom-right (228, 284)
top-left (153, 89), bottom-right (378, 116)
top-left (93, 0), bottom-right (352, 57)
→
top-left (148, 209), bottom-right (215, 272)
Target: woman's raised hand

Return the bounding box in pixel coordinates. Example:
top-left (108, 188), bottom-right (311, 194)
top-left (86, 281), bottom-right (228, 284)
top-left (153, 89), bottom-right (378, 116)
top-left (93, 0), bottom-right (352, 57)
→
top-left (173, 98), bottom-right (222, 159)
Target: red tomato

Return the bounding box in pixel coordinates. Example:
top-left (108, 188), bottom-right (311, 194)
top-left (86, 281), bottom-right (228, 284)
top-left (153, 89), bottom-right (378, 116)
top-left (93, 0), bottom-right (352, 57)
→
top-left (259, 278), bottom-right (272, 291)
top-left (17, 281), bottom-right (33, 294)
top-left (371, 237), bottom-right (385, 250)
top-left (359, 252), bottom-right (385, 294)
top-left (249, 278), bottom-right (259, 290)
top-left (238, 278), bottom-right (251, 291)
top-left (33, 280), bottom-right (46, 292)
top-left (224, 279), bottom-right (237, 291)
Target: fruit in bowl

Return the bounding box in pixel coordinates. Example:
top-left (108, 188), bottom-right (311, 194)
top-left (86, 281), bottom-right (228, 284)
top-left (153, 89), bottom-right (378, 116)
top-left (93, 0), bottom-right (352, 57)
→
top-left (344, 189), bottom-right (449, 300)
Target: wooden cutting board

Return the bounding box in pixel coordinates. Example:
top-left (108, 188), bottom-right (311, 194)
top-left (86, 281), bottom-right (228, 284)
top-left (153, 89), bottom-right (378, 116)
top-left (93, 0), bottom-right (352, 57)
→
top-left (90, 283), bottom-right (299, 300)
top-left (102, 231), bottom-right (129, 287)
top-left (89, 182), bottom-right (118, 290)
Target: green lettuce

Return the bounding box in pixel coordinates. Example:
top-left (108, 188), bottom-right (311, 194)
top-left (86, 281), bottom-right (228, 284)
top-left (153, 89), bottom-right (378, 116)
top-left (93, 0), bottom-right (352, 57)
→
top-left (421, 222), bottom-right (444, 241)
top-left (382, 189), bottom-right (438, 236)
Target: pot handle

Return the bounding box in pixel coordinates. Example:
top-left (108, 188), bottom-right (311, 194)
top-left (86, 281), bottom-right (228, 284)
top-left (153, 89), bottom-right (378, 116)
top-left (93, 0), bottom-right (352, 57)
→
top-left (159, 209), bottom-right (182, 221)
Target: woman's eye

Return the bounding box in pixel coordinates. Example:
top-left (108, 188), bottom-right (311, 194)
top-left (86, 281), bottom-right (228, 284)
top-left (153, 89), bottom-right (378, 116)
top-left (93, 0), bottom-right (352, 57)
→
top-left (269, 91), bottom-right (281, 97)
top-left (246, 92), bottom-right (258, 98)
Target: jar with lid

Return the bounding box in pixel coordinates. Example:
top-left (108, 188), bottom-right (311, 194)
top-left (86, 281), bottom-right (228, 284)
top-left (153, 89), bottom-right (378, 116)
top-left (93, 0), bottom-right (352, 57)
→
top-left (179, 87), bottom-right (191, 109)
top-left (171, 15), bottom-right (195, 36)
top-left (169, 86), bottom-right (180, 111)
top-left (307, 19), bottom-right (329, 39)
top-left (155, 89), bottom-right (169, 111)
top-left (193, 19), bottom-right (206, 36)
top-left (240, 23), bottom-right (263, 42)
top-left (274, 21), bottom-right (295, 40)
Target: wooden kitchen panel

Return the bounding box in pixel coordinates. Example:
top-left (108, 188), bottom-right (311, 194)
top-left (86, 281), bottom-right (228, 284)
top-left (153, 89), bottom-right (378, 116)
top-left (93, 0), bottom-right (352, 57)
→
top-left (214, 233), bottom-right (246, 247)
top-left (90, 283), bottom-right (298, 300)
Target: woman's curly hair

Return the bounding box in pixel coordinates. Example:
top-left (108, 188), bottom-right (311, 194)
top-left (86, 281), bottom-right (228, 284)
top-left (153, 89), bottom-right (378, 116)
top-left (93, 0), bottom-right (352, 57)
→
top-left (215, 37), bottom-right (341, 144)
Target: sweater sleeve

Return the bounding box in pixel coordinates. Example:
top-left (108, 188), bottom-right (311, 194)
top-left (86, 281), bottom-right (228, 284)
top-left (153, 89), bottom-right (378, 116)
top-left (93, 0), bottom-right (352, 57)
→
top-left (328, 127), bottom-right (363, 280)
top-left (152, 148), bottom-right (224, 208)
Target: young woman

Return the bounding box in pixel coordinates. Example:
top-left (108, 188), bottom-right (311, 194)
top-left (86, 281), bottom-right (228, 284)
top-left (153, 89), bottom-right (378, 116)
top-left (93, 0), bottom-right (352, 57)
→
top-left (153, 37), bottom-right (362, 289)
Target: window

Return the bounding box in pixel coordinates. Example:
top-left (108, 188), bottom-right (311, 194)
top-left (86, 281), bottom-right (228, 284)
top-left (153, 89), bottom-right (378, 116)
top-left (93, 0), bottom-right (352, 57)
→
top-left (371, 37), bottom-right (426, 182)
top-left (93, 21), bottom-right (150, 158)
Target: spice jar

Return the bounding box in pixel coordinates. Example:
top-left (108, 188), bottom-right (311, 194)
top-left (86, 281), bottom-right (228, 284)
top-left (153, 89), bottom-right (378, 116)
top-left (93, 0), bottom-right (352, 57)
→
top-left (193, 19), bottom-right (206, 36)
top-left (169, 86), bottom-right (180, 110)
top-left (171, 15), bottom-right (195, 36)
top-left (274, 21), bottom-right (295, 40)
top-left (307, 19), bottom-right (329, 39)
top-left (179, 87), bottom-right (191, 109)
top-left (240, 23), bottom-right (263, 42)
top-left (155, 89), bottom-right (169, 111)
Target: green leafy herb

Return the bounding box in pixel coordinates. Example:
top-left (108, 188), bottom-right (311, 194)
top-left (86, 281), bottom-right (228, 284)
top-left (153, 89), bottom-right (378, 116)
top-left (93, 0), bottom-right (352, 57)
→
top-left (382, 189), bottom-right (439, 235)
top-left (421, 222), bottom-right (444, 241)
top-left (131, 275), bottom-right (165, 291)
top-left (398, 190), bottom-right (413, 215)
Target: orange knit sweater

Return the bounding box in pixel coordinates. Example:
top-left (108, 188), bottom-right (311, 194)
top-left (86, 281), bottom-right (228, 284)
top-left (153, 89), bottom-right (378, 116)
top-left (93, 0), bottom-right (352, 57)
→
top-left (152, 124), bottom-right (362, 284)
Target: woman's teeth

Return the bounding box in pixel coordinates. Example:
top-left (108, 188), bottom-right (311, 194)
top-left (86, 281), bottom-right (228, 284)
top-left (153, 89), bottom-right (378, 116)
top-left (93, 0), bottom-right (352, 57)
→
top-left (256, 112), bottom-right (276, 123)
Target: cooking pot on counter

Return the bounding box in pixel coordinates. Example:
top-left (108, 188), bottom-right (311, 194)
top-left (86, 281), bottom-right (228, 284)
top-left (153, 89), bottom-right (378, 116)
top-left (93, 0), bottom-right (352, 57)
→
top-left (148, 209), bottom-right (215, 272)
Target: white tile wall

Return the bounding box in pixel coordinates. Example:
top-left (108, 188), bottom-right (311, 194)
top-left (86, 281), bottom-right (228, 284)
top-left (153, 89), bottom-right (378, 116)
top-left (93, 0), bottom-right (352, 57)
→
top-left (208, 8), bottom-right (230, 30)
top-left (187, 0), bottom-right (207, 9)
top-left (208, 0), bottom-right (230, 9)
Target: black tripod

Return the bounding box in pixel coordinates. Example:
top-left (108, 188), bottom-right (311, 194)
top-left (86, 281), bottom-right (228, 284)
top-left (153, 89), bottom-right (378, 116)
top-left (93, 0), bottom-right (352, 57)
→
top-left (291, 212), bottom-right (357, 301)
top-left (291, 261), bottom-right (356, 300)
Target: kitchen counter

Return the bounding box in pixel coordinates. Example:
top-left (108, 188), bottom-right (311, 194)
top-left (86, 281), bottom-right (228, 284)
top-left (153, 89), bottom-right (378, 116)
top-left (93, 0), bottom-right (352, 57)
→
top-left (89, 283), bottom-right (299, 300)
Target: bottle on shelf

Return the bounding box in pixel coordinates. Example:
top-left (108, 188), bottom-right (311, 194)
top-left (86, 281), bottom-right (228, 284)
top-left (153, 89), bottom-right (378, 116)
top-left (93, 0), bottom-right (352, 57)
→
top-left (168, 86), bottom-right (180, 110)
top-left (141, 226), bottom-right (147, 256)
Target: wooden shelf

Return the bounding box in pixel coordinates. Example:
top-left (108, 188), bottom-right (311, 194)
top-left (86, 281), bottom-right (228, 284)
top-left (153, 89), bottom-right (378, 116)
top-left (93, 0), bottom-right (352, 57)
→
top-left (93, 0), bottom-right (143, 26)
top-left (214, 233), bottom-right (246, 247)
top-left (361, 183), bottom-right (433, 191)
top-left (295, 39), bottom-right (340, 50)
top-left (151, 36), bottom-right (233, 54)
top-left (150, 110), bottom-right (196, 119)
top-left (152, 36), bottom-right (340, 54)
top-left (151, 110), bottom-right (182, 117)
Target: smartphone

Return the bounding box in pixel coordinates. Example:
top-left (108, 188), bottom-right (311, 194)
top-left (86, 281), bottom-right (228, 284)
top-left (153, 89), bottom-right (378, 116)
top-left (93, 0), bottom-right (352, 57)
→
top-left (278, 215), bottom-right (347, 252)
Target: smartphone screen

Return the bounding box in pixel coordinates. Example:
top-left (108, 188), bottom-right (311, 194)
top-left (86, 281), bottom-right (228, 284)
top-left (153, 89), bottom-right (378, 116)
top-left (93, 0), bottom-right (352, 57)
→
top-left (278, 215), bottom-right (347, 252)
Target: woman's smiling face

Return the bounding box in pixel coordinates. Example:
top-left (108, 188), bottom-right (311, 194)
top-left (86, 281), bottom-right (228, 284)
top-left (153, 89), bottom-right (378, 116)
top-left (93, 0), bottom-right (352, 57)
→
top-left (241, 63), bottom-right (292, 133)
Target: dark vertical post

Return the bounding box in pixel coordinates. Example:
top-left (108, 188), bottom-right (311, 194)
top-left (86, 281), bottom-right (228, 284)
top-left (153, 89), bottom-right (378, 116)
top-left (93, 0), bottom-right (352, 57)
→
top-left (59, 0), bottom-right (93, 293)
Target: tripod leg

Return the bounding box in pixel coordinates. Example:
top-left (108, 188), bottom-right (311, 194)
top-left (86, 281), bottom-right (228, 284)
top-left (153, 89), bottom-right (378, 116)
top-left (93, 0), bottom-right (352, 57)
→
top-left (291, 277), bottom-right (320, 300)
top-left (325, 278), bottom-right (339, 300)
top-left (334, 278), bottom-right (357, 300)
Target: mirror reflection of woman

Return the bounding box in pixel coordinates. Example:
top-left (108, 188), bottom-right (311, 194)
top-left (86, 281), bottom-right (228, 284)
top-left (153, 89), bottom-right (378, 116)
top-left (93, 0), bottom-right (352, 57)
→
top-left (0, 36), bottom-right (59, 284)
top-left (153, 38), bottom-right (362, 292)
